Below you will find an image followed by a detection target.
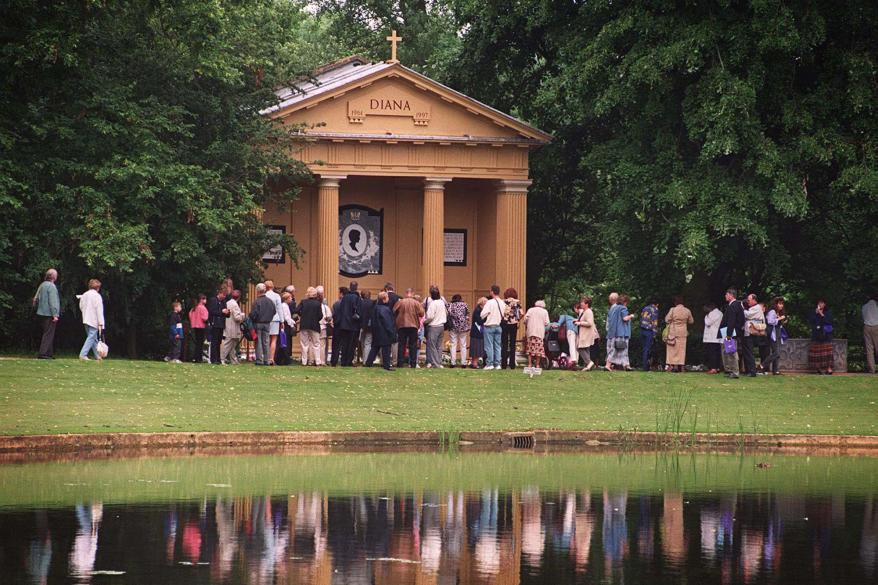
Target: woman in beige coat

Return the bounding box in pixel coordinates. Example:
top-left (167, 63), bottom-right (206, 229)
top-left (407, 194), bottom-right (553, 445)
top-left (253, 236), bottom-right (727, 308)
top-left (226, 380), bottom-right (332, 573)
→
top-left (574, 296), bottom-right (597, 371)
top-left (664, 296), bottom-right (694, 372)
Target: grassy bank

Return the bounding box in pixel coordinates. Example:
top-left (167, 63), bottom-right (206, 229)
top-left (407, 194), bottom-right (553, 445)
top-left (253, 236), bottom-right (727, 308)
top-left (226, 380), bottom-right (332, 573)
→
top-left (0, 358), bottom-right (876, 436)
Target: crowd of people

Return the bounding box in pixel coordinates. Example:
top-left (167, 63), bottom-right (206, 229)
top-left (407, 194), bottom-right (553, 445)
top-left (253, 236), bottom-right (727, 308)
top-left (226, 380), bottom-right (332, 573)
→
top-left (30, 268), bottom-right (878, 375)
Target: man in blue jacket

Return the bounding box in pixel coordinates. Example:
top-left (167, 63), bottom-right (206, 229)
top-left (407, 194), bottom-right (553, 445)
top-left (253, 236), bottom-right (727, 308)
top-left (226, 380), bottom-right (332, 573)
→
top-left (335, 281), bottom-right (363, 367)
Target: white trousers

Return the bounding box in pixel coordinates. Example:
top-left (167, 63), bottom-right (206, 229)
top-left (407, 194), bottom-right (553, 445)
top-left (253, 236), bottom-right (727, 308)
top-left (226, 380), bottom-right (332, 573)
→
top-left (450, 330), bottom-right (468, 364)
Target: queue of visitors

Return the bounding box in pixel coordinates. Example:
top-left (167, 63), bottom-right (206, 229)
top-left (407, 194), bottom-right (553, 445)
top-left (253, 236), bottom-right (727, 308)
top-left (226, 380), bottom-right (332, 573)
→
top-left (30, 268), bottom-right (878, 375)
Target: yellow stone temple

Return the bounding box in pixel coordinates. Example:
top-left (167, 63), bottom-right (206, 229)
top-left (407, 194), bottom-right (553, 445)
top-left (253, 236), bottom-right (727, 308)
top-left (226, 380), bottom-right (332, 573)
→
top-left (259, 38), bottom-right (550, 306)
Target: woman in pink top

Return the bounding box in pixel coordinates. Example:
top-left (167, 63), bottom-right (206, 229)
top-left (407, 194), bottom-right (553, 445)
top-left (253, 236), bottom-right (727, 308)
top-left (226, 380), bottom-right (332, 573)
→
top-left (188, 294), bottom-right (208, 363)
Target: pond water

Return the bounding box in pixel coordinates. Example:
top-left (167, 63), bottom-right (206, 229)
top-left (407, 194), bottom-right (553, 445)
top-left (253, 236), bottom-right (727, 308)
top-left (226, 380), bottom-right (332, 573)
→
top-left (0, 449), bottom-right (876, 584)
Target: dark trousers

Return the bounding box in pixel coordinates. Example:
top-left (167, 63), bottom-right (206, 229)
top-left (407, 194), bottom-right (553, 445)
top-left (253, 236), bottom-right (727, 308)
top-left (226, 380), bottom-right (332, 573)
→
top-left (705, 343), bottom-right (722, 371)
top-left (741, 336), bottom-right (757, 375)
top-left (397, 327), bottom-right (419, 367)
top-left (641, 329), bottom-right (655, 371)
top-left (338, 329), bottom-right (358, 366)
top-left (365, 344), bottom-right (392, 370)
top-left (210, 327), bottom-right (223, 364)
top-left (167, 337), bottom-right (182, 361)
top-left (758, 340), bottom-right (770, 369)
top-left (38, 316), bottom-right (56, 358)
top-left (765, 338), bottom-right (781, 373)
top-left (275, 325), bottom-right (294, 365)
top-left (500, 323), bottom-right (518, 368)
top-left (590, 340), bottom-right (601, 365)
top-left (191, 328), bottom-right (205, 362)
top-left (330, 332), bottom-right (341, 366)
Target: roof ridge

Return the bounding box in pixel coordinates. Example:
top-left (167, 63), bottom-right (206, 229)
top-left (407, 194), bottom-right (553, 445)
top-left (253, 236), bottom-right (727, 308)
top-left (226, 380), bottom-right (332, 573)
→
top-left (311, 55), bottom-right (372, 77)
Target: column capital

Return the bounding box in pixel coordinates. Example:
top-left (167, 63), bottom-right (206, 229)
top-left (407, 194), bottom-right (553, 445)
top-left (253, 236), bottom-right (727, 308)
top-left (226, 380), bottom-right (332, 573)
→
top-left (317, 174), bottom-right (347, 188)
top-left (424, 177), bottom-right (453, 190)
top-left (496, 179), bottom-right (532, 194)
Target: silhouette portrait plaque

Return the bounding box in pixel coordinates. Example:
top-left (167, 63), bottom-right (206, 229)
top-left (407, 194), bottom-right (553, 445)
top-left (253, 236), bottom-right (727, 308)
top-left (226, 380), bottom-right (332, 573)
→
top-left (339, 205), bottom-right (383, 277)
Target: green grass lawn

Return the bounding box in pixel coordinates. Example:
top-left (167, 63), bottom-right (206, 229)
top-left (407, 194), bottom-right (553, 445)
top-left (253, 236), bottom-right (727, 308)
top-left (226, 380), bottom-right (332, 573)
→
top-left (0, 358), bottom-right (876, 436)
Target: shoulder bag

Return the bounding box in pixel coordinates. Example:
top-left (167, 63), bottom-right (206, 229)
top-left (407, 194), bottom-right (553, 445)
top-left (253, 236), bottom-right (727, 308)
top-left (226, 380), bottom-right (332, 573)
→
top-left (663, 308), bottom-right (676, 346)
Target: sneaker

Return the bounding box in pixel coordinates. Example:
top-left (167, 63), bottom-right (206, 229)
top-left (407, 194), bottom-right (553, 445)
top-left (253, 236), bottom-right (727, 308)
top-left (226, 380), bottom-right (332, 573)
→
top-left (483, 365), bottom-right (494, 370)
top-left (79, 356), bottom-right (90, 361)
top-left (163, 356), bottom-right (170, 362)
top-left (729, 373), bottom-right (739, 379)
top-left (584, 362), bottom-right (595, 372)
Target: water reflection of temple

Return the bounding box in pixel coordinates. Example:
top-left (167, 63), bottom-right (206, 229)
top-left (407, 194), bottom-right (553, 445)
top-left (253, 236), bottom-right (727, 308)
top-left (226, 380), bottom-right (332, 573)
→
top-left (10, 489), bottom-right (878, 584)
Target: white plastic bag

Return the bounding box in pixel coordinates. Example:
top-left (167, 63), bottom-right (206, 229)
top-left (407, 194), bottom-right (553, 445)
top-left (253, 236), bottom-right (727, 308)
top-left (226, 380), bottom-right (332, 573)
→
top-left (96, 340), bottom-right (109, 359)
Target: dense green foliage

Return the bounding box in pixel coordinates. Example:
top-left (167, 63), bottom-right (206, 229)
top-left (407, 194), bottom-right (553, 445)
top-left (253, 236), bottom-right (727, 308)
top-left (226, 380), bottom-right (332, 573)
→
top-left (2, 1), bottom-right (876, 357)
top-left (1, 359), bottom-right (876, 436)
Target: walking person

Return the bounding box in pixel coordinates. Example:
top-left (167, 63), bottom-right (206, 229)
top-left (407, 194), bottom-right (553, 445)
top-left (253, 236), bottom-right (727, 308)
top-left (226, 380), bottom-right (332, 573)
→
top-left (702, 303), bottom-right (723, 374)
top-left (480, 285), bottom-right (507, 370)
top-left (264, 280), bottom-right (283, 366)
top-left (664, 296), bottom-right (694, 373)
top-left (78, 279), bottom-right (105, 361)
top-left (364, 292), bottom-right (397, 371)
top-left (448, 295), bottom-right (470, 368)
top-left (248, 283), bottom-right (276, 366)
top-left (718, 289), bottom-right (746, 379)
top-left (574, 296), bottom-right (597, 371)
top-left (764, 297), bottom-right (787, 375)
top-left (523, 300), bottom-right (550, 370)
top-left (424, 285), bottom-right (448, 368)
top-left (165, 301), bottom-right (184, 363)
top-left (639, 299), bottom-right (660, 371)
top-left (206, 287), bottom-right (227, 364)
top-left (33, 268), bottom-right (60, 359)
top-left (394, 288), bottom-right (424, 369)
top-left (808, 299), bottom-right (834, 375)
top-left (500, 288), bottom-right (522, 369)
top-left (297, 287), bottom-right (324, 366)
top-left (557, 302), bottom-right (580, 364)
top-left (220, 290), bottom-right (244, 365)
top-left (188, 294), bottom-right (208, 363)
top-left (469, 297), bottom-right (487, 369)
top-left (335, 282), bottom-right (363, 367)
top-left (742, 294), bottom-right (766, 377)
top-left (606, 293), bottom-right (635, 371)
top-left (863, 293), bottom-right (878, 374)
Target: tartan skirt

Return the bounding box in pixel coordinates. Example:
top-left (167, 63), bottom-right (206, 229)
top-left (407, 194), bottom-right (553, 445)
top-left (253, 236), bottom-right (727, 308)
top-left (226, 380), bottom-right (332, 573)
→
top-left (808, 342), bottom-right (834, 370)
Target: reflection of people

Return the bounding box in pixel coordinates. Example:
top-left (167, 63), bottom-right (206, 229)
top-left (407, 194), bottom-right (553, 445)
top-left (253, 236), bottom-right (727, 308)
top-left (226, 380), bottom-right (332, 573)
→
top-left (70, 503), bottom-right (103, 582)
top-left (348, 228), bottom-right (361, 253)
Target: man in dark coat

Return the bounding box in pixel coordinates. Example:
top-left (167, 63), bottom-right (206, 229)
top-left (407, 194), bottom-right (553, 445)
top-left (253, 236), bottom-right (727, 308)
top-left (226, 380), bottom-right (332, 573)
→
top-left (383, 283), bottom-right (402, 363)
top-left (718, 288), bottom-right (745, 379)
top-left (364, 292), bottom-right (397, 371)
top-left (206, 287), bottom-right (227, 364)
top-left (335, 281), bottom-right (363, 367)
top-left (358, 290), bottom-right (376, 364)
top-left (329, 287), bottom-right (346, 366)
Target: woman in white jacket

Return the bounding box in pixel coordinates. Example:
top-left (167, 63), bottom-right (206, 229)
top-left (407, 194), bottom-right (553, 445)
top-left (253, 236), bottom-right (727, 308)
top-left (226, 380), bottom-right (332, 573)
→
top-left (702, 302), bottom-right (723, 374)
top-left (78, 279), bottom-right (105, 360)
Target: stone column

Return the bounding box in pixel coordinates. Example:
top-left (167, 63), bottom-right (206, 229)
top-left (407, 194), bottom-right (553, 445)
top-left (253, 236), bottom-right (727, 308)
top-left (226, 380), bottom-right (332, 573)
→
top-left (495, 179), bottom-right (531, 305)
top-left (422, 177), bottom-right (451, 295)
top-left (316, 175), bottom-right (346, 297)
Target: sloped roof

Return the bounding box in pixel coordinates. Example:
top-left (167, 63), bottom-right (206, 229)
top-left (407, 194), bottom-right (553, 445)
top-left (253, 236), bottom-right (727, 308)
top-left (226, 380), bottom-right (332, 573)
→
top-left (262, 57), bottom-right (551, 144)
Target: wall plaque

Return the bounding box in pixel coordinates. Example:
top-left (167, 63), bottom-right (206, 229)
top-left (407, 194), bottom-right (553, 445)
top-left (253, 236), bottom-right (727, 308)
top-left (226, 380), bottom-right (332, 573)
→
top-left (263, 225), bottom-right (286, 264)
top-left (348, 93), bottom-right (432, 126)
top-left (339, 205), bottom-right (383, 277)
top-left (444, 229), bottom-right (467, 266)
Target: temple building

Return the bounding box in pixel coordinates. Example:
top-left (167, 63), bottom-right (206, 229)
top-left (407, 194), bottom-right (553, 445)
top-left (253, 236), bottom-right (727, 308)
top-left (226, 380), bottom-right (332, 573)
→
top-left (259, 35), bottom-right (550, 305)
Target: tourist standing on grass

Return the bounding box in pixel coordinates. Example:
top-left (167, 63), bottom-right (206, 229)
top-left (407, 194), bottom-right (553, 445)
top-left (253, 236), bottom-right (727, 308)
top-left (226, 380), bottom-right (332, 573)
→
top-left (557, 302), bottom-right (579, 363)
top-left (719, 288), bottom-right (745, 379)
top-left (220, 289), bottom-right (244, 365)
top-left (206, 287), bottom-right (227, 365)
top-left (523, 300), bottom-right (550, 369)
top-left (364, 291), bottom-right (397, 371)
top-left (329, 287), bottom-right (344, 366)
top-left (424, 285), bottom-right (448, 368)
top-left (249, 283), bottom-right (276, 366)
top-left (742, 294), bottom-right (765, 377)
top-left (448, 295), bottom-right (470, 368)
top-left (764, 297), bottom-right (786, 375)
top-left (664, 296), bottom-right (694, 373)
top-left (78, 279), bottom-right (104, 361)
top-left (702, 303), bottom-right (723, 374)
top-left (188, 294), bottom-right (208, 363)
top-left (501, 288), bottom-right (522, 369)
top-left (297, 287), bottom-right (324, 366)
top-left (274, 291), bottom-right (296, 365)
top-left (394, 288), bottom-right (424, 368)
top-left (639, 300), bottom-right (660, 371)
top-left (808, 299), bottom-right (834, 375)
top-left (316, 286), bottom-right (332, 364)
top-left (384, 283), bottom-right (402, 364)
top-left (481, 285), bottom-right (507, 370)
top-left (263, 280), bottom-right (283, 366)
top-left (358, 290), bottom-right (376, 365)
top-left (574, 296), bottom-right (597, 371)
top-left (469, 297), bottom-right (487, 368)
top-left (166, 301), bottom-right (184, 363)
top-left (863, 293), bottom-right (878, 374)
top-left (33, 268), bottom-right (60, 359)
top-left (606, 294), bottom-right (634, 371)
top-left (336, 281), bottom-right (363, 367)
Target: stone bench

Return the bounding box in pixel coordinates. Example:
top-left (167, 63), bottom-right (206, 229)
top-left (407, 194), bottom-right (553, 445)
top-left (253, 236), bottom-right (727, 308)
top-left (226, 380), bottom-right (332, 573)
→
top-left (779, 338), bottom-right (847, 373)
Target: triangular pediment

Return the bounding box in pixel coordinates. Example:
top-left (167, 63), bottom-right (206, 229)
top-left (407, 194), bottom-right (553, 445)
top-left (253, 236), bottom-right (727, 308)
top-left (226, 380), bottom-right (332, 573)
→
top-left (264, 60), bottom-right (551, 145)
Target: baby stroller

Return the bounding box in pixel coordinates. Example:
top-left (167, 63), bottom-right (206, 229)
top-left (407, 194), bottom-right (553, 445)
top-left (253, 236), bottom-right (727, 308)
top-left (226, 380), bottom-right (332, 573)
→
top-left (543, 323), bottom-right (563, 369)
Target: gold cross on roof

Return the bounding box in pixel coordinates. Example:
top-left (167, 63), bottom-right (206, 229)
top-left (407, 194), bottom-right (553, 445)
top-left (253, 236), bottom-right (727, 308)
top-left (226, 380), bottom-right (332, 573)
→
top-left (386, 29), bottom-right (402, 64)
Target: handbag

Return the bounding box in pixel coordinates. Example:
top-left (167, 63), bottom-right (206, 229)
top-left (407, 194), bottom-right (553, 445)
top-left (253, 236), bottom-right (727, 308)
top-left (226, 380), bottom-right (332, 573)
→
top-left (96, 330), bottom-right (109, 359)
top-left (662, 308), bottom-right (675, 345)
top-left (723, 337), bottom-right (737, 354)
top-left (613, 338), bottom-right (627, 351)
top-left (279, 329), bottom-right (287, 349)
top-left (749, 322), bottom-right (767, 336)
